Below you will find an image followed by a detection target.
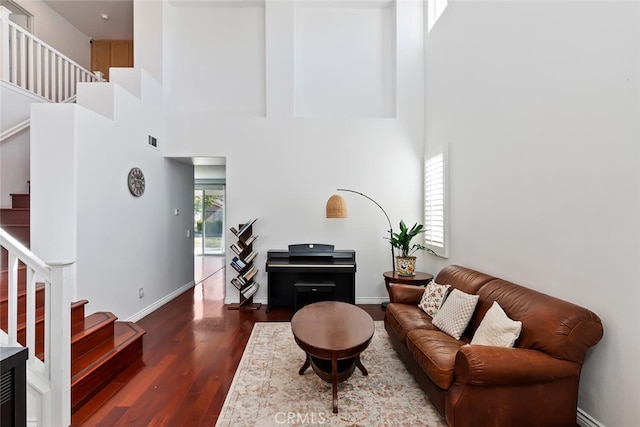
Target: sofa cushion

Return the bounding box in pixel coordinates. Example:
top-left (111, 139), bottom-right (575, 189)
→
top-left (418, 282), bottom-right (451, 317)
top-left (472, 279), bottom-right (604, 363)
top-left (435, 265), bottom-right (495, 295)
top-left (406, 329), bottom-right (465, 390)
top-left (471, 301), bottom-right (522, 347)
top-left (385, 303), bottom-right (438, 343)
top-left (432, 289), bottom-right (479, 340)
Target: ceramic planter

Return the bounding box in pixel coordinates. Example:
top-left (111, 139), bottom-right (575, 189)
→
top-left (395, 256), bottom-right (416, 276)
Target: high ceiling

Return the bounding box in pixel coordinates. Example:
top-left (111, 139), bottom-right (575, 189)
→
top-left (43, 0), bottom-right (133, 40)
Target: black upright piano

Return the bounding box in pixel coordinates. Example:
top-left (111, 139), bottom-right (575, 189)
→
top-left (265, 244), bottom-right (356, 312)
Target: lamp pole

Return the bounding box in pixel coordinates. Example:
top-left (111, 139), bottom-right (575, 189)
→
top-left (337, 188), bottom-right (395, 273)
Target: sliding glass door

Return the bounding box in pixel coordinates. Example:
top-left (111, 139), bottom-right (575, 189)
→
top-left (194, 185), bottom-right (225, 255)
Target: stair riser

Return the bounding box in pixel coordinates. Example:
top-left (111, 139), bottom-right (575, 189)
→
top-left (16, 320), bottom-right (45, 357)
top-left (0, 316), bottom-right (45, 359)
top-left (72, 322), bottom-right (116, 361)
top-left (71, 301), bottom-right (88, 334)
top-left (3, 189), bottom-right (147, 418)
top-left (0, 287), bottom-right (45, 321)
top-left (71, 336), bottom-right (143, 412)
top-left (0, 208), bottom-right (30, 225)
top-left (0, 267), bottom-right (28, 295)
top-left (1, 225), bottom-right (29, 247)
top-left (10, 194), bottom-right (30, 209)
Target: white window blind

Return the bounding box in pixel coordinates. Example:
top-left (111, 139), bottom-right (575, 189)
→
top-left (424, 152), bottom-right (446, 255)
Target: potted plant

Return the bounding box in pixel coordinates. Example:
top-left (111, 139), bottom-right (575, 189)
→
top-left (387, 220), bottom-right (435, 276)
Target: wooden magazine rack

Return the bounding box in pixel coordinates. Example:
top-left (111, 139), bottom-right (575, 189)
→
top-left (228, 219), bottom-right (261, 310)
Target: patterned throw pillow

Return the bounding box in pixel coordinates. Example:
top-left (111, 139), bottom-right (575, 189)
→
top-left (418, 282), bottom-right (451, 317)
top-left (471, 301), bottom-right (522, 347)
top-left (432, 288), bottom-right (480, 340)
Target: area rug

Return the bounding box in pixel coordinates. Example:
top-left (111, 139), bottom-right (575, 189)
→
top-left (216, 321), bottom-right (447, 426)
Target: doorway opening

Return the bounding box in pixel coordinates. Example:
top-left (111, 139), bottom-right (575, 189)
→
top-left (194, 183), bottom-right (225, 256)
top-left (192, 163), bottom-right (226, 302)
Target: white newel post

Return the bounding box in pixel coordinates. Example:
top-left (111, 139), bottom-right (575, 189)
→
top-left (0, 7), bottom-right (11, 80)
top-left (48, 261), bottom-right (74, 427)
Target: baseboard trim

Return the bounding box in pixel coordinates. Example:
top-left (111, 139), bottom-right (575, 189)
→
top-left (577, 408), bottom-right (604, 427)
top-left (355, 297), bottom-right (387, 304)
top-left (126, 280), bottom-right (195, 322)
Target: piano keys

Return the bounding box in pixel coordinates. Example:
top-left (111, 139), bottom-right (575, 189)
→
top-left (265, 244), bottom-right (356, 312)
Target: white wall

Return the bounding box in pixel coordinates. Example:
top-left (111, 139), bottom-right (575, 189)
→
top-left (424, 2), bottom-right (639, 425)
top-left (14, 0), bottom-right (91, 69)
top-left (161, 0), bottom-right (426, 305)
top-left (30, 69), bottom-right (194, 320)
top-left (134, 0), bottom-right (163, 83)
top-left (195, 165), bottom-right (225, 180)
top-left (0, 82), bottom-right (43, 206)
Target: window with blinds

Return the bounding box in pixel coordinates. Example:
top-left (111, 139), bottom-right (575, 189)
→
top-left (424, 151), bottom-right (447, 256)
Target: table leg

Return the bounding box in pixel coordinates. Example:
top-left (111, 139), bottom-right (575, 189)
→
top-left (299, 354), bottom-right (311, 375)
top-left (331, 354), bottom-right (338, 414)
top-left (355, 354), bottom-right (368, 376)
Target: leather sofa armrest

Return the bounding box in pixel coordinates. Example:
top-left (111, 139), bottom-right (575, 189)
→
top-left (388, 284), bottom-right (425, 304)
top-left (454, 344), bottom-right (580, 386)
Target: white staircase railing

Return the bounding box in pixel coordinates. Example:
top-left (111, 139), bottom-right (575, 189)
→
top-left (0, 6), bottom-right (104, 103)
top-left (0, 227), bottom-right (73, 427)
top-left (0, 117), bottom-right (29, 142)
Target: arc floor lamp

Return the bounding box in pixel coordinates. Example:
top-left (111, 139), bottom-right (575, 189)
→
top-left (325, 188), bottom-right (395, 273)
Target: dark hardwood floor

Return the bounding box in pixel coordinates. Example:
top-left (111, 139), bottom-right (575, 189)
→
top-left (71, 256), bottom-right (385, 426)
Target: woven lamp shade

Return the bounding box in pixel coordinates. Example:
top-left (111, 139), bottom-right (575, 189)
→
top-left (326, 194), bottom-right (347, 218)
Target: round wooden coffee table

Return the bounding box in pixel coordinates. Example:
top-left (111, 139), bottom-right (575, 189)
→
top-left (291, 301), bottom-right (375, 414)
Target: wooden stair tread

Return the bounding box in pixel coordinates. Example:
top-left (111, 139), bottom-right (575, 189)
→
top-left (0, 225), bottom-right (29, 246)
top-left (0, 280), bottom-right (44, 300)
top-left (71, 321), bottom-right (145, 383)
top-left (0, 305), bottom-right (45, 328)
top-left (71, 300), bottom-right (89, 310)
top-left (72, 312), bottom-right (117, 343)
top-left (2, 196), bottom-right (146, 413)
top-left (71, 312), bottom-right (118, 361)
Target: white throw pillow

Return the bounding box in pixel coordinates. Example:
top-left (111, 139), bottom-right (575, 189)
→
top-left (432, 289), bottom-right (479, 340)
top-left (471, 301), bottom-right (522, 347)
top-left (418, 282), bottom-right (451, 317)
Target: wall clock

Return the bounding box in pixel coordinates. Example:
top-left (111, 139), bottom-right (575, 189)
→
top-left (127, 167), bottom-right (146, 197)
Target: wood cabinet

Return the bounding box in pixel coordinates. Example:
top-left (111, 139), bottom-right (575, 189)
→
top-left (228, 219), bottom-right (261, 310)
top-left (0, 347), bottom-right (28, 427)
top-left (91, 40), bottom-right (133, 81)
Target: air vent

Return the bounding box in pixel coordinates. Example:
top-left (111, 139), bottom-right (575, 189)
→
top-left (1, 370), bottom-right (13, 405)
top-left (148, 135), bottom-right (158, 148)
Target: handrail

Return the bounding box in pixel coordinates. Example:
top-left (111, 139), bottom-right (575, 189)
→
top-left (0, 96), bottom-right (76, 143)
top-left (0, 226), bottom-right (73, 426)
top-left (0, 228), bottom-right (49, 277)
top-left (0, 7), bottom-right (104, 103)
top-left (0, 117), bottom-right (29, 142)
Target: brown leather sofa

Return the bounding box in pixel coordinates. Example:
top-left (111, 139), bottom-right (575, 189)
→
top-left (384, 265), bottom-right (603, 427)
